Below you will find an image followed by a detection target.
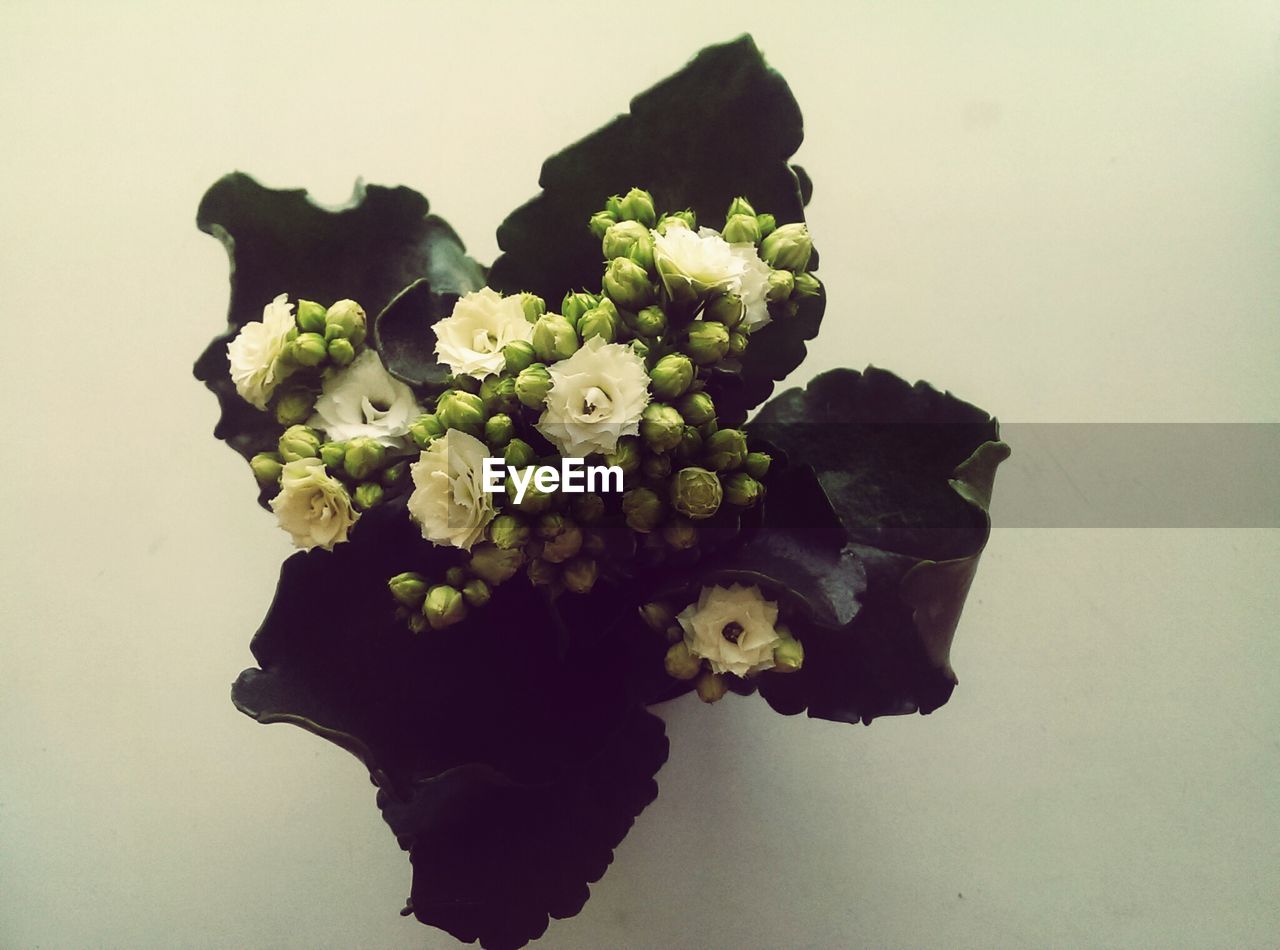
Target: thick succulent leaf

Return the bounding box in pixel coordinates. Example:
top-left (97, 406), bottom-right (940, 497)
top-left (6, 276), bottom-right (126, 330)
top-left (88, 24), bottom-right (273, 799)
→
top-left (487, 34), bottom-right (822, 420)
top-left (193, 172), bottom-right (483, 466)
top-left (748, 367), bottom-right (1009, 723)
top-left (231, 501), bottom-right (668, 948)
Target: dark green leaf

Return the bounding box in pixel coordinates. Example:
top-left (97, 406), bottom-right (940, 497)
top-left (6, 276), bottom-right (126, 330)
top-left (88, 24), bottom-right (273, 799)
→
top-left (487, 34), bottom-right (823, 421)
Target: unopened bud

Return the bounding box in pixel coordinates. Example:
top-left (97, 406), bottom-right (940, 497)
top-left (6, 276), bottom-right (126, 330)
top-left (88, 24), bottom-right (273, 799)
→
top-left (468, 543), bottom-right (525, 585)
top-left (723, 472), bottom-right (763, 508)
top-left (650, 353), bottom-right (694, 399)
top-left (561, 291), bottom-right (599, 326)
top-left (578, 306), bottom-right (618, 344)
top-left (759, 222), bottom-right (813, 272)
top-left (489, 513), bottom-right (529, 550)
top-left (273, 386), bottom-right (314, 426)
top-left (278, 425), bottom-right (321, 462)
top-left (324, 299), bottom-right (367, 345)
top-left (603, 220), bottom-right (655, 270)
top-left (444, 566), bottom-right (467, 588)
top-left (639, 601), bottom-right (673, 633)
top-left (727, 331), bottom-right (749, 358)
top-left (657, 209), bottom-right (696, 234)
top-left (676, 391), bottom-right (715, 426)
top-left (380, 460), bottom-right (408, 488)
top-left (423, 584), bottom-right (467, 630)
top-left (343, 436), bottom-right (386, 479)
top-left (353, 481), bottom-right (383, 510)
top-left (664, 641), bottom-right (702, 681)
top-left (532, 313), bottom-right (579, 362)
top-left (743, 451), bottom-right (772, 480)
top-left (670, 466), bottom-right (722, 520)
top-left (704, 293), bottom-right (745, 329)
top-left (695, 670), bottom-right (728, 703)
top-left (484, 413), bottom-right (515, 447)
top-left (589, 209), bottom-right (617, 240)
top-left (515, 363), bottom-right (553, 409)
top-left (519, 293), bottom-right (546, 323)
top-left (766, 269), bottom-right (794, 303)
top-left (641, 403), bottom-right (685, 453)
top-left (249, 452), bottom-right (283, 486)
top-left (722, 213), bottom-right (761, 245)
top-left (603, 436), bottom-right (642, 474)
top-left (634, 305), bottom-right (667, 338)
top-left (792, 272), bottom-right (822, 299)
top-left (503, 340), bottom-right (536, 374)
top-left (704, 428), bottom-right (747, 472)
top-left (480, 376), bottom-right (519, 414)
top-left (772, 632), bottom-right (804, 672)
top-left (388, 572), bottom-right (428, 609)
top-left (674, 425), bottom-right (703, 461)
top-left (561, 556), bottom-right (598, 594)
top-left (319, 441), bottom-right (346, 469)
top-left (622, 487), bottom-right (664, 533)
top-left (725, 196), bottom-right (756, 220)
top-left (662, 517), bottom-right (698, 551)
top-left (603, 256), bottom-right (655, 311)
top-left (685, 320), bottom-right (730, 365)
top-left (438, 390), bottom-right (487, 436)
top-left (542, 521), bottom-right (583, 563)
top-left (296, 299), bottom-right (327, 334)
top-left (755, 213), bottom-right (777, 238)
top-left (572, 493), bottom-right (605, 524)
top-left (327, 337), bottom-right (356, 366)
top-left (616, 186), bottom-right (656, 227)
top-left (462, 578), bottom-right (491, 608)
top-left (290, 331), bottom-right (327, 367)
top-left (642, 454), bottom-right (672, 480)
top-left (526, 557), bottom-right (558, 587)
top-left (503, 438), bottom-right (536, 470)
top-left (409, 413), bottom-right (445, 448)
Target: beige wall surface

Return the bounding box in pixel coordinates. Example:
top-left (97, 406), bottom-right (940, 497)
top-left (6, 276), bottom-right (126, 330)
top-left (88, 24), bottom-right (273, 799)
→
top-left (1, 2), bottom-right (1277, 947)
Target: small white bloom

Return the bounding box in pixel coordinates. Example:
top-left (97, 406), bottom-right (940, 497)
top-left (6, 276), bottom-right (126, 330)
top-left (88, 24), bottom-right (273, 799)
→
top-left (270, 458), bottom-right (359, 551)
top-left (536, 335), bottom-right (651, 457)
top-left (677, 583), bottom-right (782, 677)
top-left (433, 287), bottom-right (533, 380)
top-left (308, 349), bottom-right (420, 446)
top-left (407, 429), bottom-right (496, 551)
top-left (227, 293), bottom-right (295, 410)
top-left (728, 241), bottom-right (773, 332)
top-left (651, 226), bottom-right (744, 303)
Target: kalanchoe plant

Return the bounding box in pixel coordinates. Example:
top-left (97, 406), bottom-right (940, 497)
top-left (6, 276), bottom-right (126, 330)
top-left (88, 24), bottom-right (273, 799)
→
top-left (196, 35), bottom-right (1008, 950)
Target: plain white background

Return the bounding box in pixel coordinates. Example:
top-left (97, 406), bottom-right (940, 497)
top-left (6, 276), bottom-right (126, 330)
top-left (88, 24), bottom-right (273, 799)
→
top-left (2, 2), bottom-right (1277, 947)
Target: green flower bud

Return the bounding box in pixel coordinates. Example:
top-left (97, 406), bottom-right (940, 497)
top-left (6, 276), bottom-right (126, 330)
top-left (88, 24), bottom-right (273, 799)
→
top-left (561, 290), bottom-right (600, 326)
top-left (542, 522), bottom-right (583, 564)
top-left (515, 363), bottom-right (553, 409)
top-left (273, 385), bottom-right (315, 426)
top-left (536, 512), bottom-right (567, 539)
top-left (760, 222), bottom-right (813, 272)
top-left (409, 413), bottom-right (445, 448)
top-left (640, 403), bottom-right (685, 453)
top-left (505, 468), bottom-right (553, 514)
top-left (724, 472), bottom-right (763, 508)
top-left (462, 578), bottom-right (491, 608)
top-left (722, 212), bottom-right (761, 245)
top-left (480, 376), bottom-right (519, 414)
top-left (443, 571), bottom-right (467, 598)
top-left (488, 513), bottom-right (529, 550)
top-left (589, 209), bottom-right (617, 240)
top-left (278, 425), bottom-right (321, 462)
top-left (772, 633), bottom-right (805, 673)
top-left (532, 313), bottom-right (579, 362)
top-left (662, 517), bottom-right (698, 551)
top-left (343, 436), bottom-right (386, 479)
top-left (438, 390), bottom-right (487, 436)
top-left (423, 584), bottom-right (467, 630)
top-left (616, 186), bottom-right (656, 227)
top-left (324, 299), bottom-right (367, 345)
top-left (704, 293), bottom-right (744, 329)
top-left (353, 481), bottom-right (384, 510)
top-left (756, 212), bottom-right (777, 238)
top-left (572, 493), bottom-right (605, 524)
top-left (468, 543), bottom-right (525, 586)
top-left (685, 320), bottom-right (730, 365)
top-left (388, 572), bottom-right (428, 609)
top-left (327, 337), bottom-right (356, 366)
top-left (519, 293), bottom-right (546, 323)
top-left (603, 220), bottom-right (655, 268)
top-left (526, 557), bottom-right (558, 587)
top-left (676, 391), bottom-right (715, 427)
top-left (319, 441), bottom-right (346, 469)
top-left (250, 452), bottom-right (284, 487)
top-left (603, 256), bottom-right (655, 311)
top-left (675, 425), bottom-right (703, 461)
top-left (583, 529), bottom-right (606, 556)
top-left (743, 452), bottom-right (772, 480)
top-left (578, 306), bottom-right (618, 343)
top-left (650, 353), bottom-right (694, 399)
top-left (665, 641), bottom-right (702, 681)
top-left (792, 272), bottom-right (822, 299)
top-left (639, 601), bottom-right (673, 633)
top-left (642, 454), bottom-right (672, 480)
top-left (502, 340), bottom-right (536, 374)
top-left (603, 436), bottom-right (642, 474)
top-left (634, 305), bottom-right (667, 338)
top-left (704, 428), bottom-right (747, 472)
top-left (503, 438), bottom-right (536, 470)
top-left (605, 194), bottom-right (623, 217)
top-left (656, 209), bottom-right (695, 234)
top-left (630, 338), bottom-right (651, 361)
top-left (727, 330), bottom-right (749, 358)
top-left (670, 466), bottom-right (722, 520)
top-left (380, 459), bottom-right (408, 487)
top-left (622, 486), bottom-right (664, 533)
top-left (726, 196), bottom-right (756, 220)
top-left (296, 299), bottom-right (327, 334)
top-left (695, 670), bottom-right (728, 703)
top-left (561, 556), bottom-right (598, 595)
top-left (766, 269), bottom-right (795, 303)
top-left (484, 413), bottom-right (515, 447)
top-left (452, 375), bottom-right (482, 395)
top-left (290, 331), bottom-right (328, 367)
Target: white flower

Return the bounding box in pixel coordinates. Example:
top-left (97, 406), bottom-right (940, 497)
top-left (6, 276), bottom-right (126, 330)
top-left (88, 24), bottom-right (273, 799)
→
top-left (227, 293), bottom-right (295, 410)
top-left (651, 226), bottom-right (744, 303)
top-left (270, 458), bottom-right (359, 551)
top-left (536, 335), bottom-right (651, 457)
top-left (308, 349), bottom-right (420, 446)
top-left (728, 241), bottom-right (773, 332)
top-left (433, 287), bottom-right (533, 380)
top-left (407, 429), bottom-right (496, 551)
top-left (677, 584), bottom-right (782, 677)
